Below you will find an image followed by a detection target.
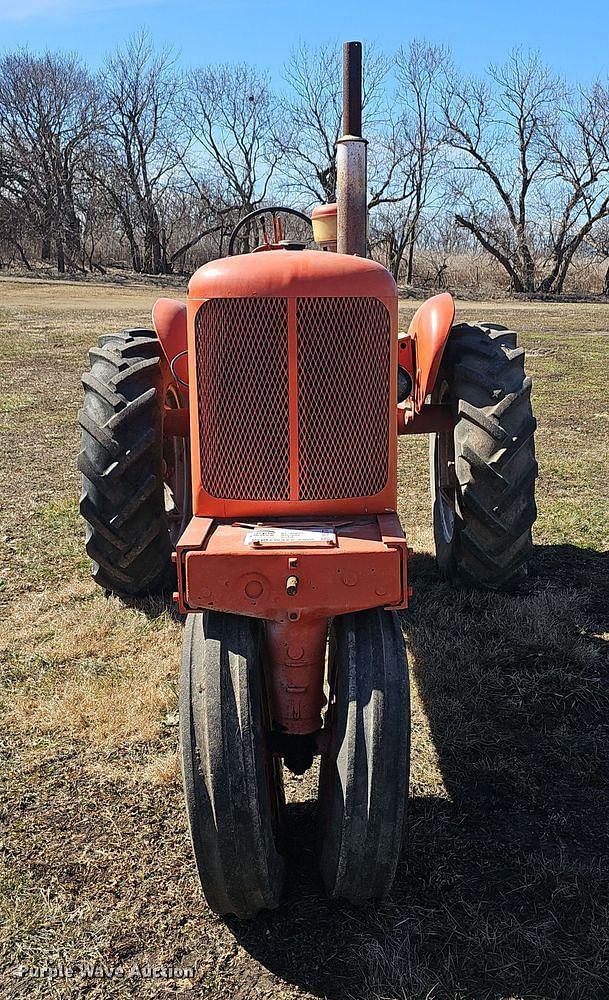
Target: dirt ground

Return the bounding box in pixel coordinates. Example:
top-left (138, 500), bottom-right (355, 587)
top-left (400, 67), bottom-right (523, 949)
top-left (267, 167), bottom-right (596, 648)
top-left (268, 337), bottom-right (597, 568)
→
top-left (1, 277), bottom-right (608, 999)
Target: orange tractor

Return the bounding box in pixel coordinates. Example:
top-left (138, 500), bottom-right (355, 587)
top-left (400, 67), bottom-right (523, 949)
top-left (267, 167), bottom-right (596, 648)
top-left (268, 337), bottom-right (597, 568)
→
top-left (78, 43), bottom-right (537, 917)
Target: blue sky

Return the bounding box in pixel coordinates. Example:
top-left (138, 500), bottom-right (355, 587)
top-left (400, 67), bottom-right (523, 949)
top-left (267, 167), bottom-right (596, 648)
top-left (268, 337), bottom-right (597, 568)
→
top-left (0, 0), bottom-right (607, 83)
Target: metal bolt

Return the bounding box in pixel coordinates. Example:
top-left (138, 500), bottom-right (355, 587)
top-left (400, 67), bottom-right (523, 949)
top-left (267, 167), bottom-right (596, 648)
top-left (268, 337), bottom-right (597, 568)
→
top-left (286, 575), bottom-right (299, 596)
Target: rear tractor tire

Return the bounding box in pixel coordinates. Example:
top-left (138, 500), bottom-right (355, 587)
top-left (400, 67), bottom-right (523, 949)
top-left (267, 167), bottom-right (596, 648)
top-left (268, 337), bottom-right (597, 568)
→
top-left (78, 329), bottom-right (190, 598)
top-left (430, 322), bottom-right (537, 590)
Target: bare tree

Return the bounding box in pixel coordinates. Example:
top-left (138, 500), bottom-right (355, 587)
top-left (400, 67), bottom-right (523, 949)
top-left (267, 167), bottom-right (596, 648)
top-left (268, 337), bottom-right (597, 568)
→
top-left (370, 40), bottom-right (447, 283)
top-left (441, 50), bottom-right (609, 292)
top-left (181, 62), bottom-right (278, 223)
top-left (79, 175), bottom-right (110, 273)
top-left (585, 219), bottom-right (609, 295)
top-left (0, 196), bottom-right (31, 269)
top-left (396, 41), bottom-right (447, 282)
top-left (274, 41), bottom-right (390, 205)
top-left (540, 80), bottom-right (609, 291)
top-left (2, 37), bottom-right (609, 292)
top-left (156, 179), bottom-right (228, 273)
top-left (369, 202), bottom-right (414, 281)
top-left (97, 32), bottom-right (184, 274)
top-left (0, 49), bottom-right (99, 272)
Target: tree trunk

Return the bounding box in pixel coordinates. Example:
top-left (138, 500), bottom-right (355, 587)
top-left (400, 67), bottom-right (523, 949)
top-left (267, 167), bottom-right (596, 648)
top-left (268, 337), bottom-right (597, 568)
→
top-left (553, 272), bottom-right (566, 294)
top-left (14, 240), bottom-right (32, 271)
top-left (56, 239), bottom-right (65, 273)
top-left (518, 235), bottom-right (536, 292)
top-left (523, 266), bottom-right (536, 292)
top-left (406, 239), bottom-right (415, 284)
top-left (406, 200), bottom-right (422, 285)
top-left (391, 255), bottom-right (401, 283)
top-left (121, 216), bottom-right (142, 272)
top-left (455, 214), bottom-right (526, 293)
top-left (142, 213), bottom-right (166, 274)
top-left (64, 207), bottom-right (82, 271)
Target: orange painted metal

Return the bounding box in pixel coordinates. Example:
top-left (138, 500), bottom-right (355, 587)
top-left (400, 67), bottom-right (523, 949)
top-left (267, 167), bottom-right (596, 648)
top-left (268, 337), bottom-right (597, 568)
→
top-left (186, 249), bottom-right (398, 519)
top-left (152, 297), bottom-right (189, 389)
top-left (287, 298), bottom-right (299, 500)
top-left (172, 247), bottom-right (433, 736)
top-left (266, 617), bottom-right (328, 734)
top-left (175, 512), bottom-right (408, 736)
top-left (397, 331), bottom-right (415, 386)
top-left (176, 514), bottom-right (408, 620)
top-left (187, 247), bottom-right (395, 300)
top-left (407, 292), bottom-right (455, 412)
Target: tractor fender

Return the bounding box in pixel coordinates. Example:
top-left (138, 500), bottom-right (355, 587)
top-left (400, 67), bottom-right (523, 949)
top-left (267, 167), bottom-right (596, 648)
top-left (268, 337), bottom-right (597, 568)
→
top-left (408, 292), bottom-right (455, 411)
top-left (152, 297), bottom-right (189, 390)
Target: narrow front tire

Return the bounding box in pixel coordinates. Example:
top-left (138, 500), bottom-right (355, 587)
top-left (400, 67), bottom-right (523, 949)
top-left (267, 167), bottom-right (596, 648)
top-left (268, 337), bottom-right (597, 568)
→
top-left (317, 608), bottom-right (410, 903)
top-left (179, 611), bottom-right (285, 918)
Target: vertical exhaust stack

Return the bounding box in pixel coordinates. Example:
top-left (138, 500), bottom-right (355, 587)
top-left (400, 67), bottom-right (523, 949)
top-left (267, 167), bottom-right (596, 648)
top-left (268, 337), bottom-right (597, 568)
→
top-left (337, 41), bottom-right (368, 257)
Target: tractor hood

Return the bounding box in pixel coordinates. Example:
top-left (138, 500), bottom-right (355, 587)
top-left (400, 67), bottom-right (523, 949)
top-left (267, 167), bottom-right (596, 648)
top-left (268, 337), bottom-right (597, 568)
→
top-left (188, 249), bottom-right (396, 301)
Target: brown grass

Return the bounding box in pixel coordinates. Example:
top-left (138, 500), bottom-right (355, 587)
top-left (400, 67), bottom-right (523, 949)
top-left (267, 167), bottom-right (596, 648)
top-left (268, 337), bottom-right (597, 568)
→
top-left (1, 278), bottom-right (608, 999)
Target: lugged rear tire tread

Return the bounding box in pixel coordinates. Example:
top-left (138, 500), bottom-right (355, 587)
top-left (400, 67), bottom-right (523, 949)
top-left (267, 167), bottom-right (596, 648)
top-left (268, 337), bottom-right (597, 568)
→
top-left (431, 322), bottom-right (537, 590)
top-left (78, 328), bottom-right (174, 597)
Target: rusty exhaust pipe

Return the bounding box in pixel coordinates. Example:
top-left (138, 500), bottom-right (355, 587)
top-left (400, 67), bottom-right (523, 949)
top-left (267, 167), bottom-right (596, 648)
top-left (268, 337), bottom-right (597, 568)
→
top-left (337, 41), bottom-right (368, 257)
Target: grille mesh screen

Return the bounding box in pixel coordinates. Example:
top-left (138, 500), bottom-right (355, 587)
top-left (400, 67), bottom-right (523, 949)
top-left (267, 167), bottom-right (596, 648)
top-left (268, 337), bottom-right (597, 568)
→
top-left (296, 297), bottom-right (391, 499)
top-left (195, 297), bottom-right (290, 500)
top-left (195, 295), bottom-right (391, 502)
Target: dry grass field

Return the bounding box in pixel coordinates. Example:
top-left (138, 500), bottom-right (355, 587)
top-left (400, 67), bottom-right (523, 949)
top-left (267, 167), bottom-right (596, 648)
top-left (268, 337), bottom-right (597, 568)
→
top-left (1, 276), bottom-right (608, 999)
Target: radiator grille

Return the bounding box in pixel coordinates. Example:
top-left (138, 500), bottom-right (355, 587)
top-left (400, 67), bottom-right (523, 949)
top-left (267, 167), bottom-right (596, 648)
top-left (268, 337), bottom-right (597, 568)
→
top-left (195, 297), bottom-right (290, 500)
top-left (195, 295), bottom-right (391, 503)
top-left (297, 297), bottom-right (391, 499)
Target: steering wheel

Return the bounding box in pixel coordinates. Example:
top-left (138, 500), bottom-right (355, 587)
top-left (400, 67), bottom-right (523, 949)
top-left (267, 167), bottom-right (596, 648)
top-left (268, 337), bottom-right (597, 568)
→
top-left (228, 206), bottom-right (313, 256)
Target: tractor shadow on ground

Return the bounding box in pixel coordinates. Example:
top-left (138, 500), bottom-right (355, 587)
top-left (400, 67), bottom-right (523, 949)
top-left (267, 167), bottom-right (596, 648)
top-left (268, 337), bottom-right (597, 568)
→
top-left (230, 543), bottom-right (609, 1000)
top-left (119, 588), bottom-right (185, 624)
